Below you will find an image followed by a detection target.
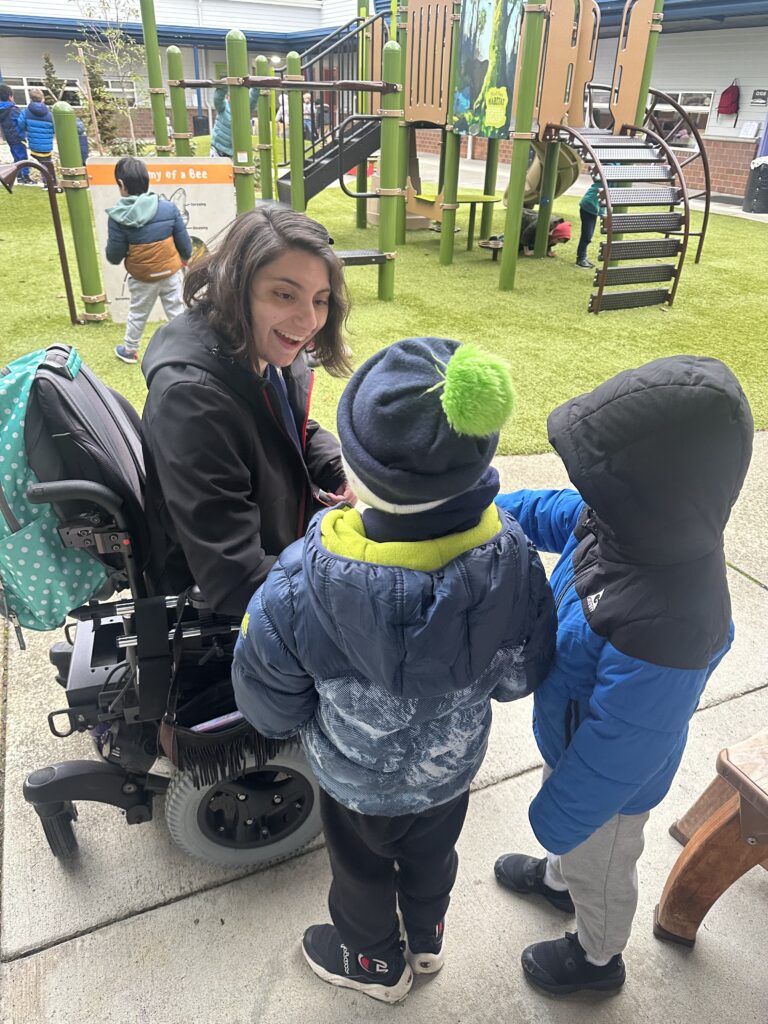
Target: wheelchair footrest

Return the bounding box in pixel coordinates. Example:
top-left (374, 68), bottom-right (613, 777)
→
top-left (24, 760), bottom-right (155, 824)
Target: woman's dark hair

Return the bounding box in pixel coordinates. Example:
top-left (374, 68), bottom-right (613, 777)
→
top-left (114, 156), bottom-right (149, 195)
top-left (184, 205), bottom-right (352, 377)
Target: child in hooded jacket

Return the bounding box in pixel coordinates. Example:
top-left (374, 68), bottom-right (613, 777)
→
top-left (16, 88), bottom-right (55, 179)
top-left (233, 338), bottom-right (556, 1004)
top-left (105, 156), bottom-right (192, 364)
top-left (0, 84), bottom-right (30, 183)
top-left (493, 355), bottom-right (753, 997)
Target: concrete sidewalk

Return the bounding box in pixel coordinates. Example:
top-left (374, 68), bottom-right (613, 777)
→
top-left (1, 437), bottom-right (766, 1024)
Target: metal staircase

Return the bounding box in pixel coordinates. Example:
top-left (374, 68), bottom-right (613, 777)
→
top-left (547, 125), bottom-right (691, 314)
top-left (275, 12), bottom-right (389, 205)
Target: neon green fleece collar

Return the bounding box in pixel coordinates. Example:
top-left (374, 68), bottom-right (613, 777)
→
top-left (319, 504), bottom-right (502, 570)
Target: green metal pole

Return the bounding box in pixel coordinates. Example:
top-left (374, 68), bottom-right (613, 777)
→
top-left (167, 47), bottom-right (193, 156)
top-left (52, 102), bottom-right (107, 321)
top-left (356, 0), bottom-right (370, 229)
top-left (269, 68), bottom-right (280, 195)
top-left (139, 0), bottom-right (172, 155)
top-left (499, 4), bottom-right (547, 291)
top-left (395, 0), bottom-right (409, 244)
top-left (378, 41), bottom-right (402, 300)
top-left (255, 55), bottom-right (274, 199)
top-left (287, 51), bottom-right (306, 212)
top-left (438, 0), bottom-right (463, 266)
top-left (635, 0), bottom-right (665, 124)
top-left (227, 30), bottom-right (255, 215)
top-left (533, 140), bottom-right (561, 257)
top-left (480, 138), bottom-right (499, 239)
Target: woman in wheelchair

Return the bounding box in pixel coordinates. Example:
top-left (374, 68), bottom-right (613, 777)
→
top-left (141, 205), bottom-right (355, 618)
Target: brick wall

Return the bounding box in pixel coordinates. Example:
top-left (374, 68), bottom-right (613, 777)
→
top-left (416, 129), bottom-right (759, 198)
top-left (673, 138), bottom-right (758, 198)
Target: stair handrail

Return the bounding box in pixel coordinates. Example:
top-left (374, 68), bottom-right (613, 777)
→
top-left (336, 113), bottom-right (382, 199)
top-left (586, 82), bottom-right (710, 262)
top-left (542, 123), bottom-right (621, 314)
top-left (621, 121), bottom-right (692, 306)
top-left (643, 86), bottom-right (710, 263)
top-left (273, 11), bottom-right (390, 168)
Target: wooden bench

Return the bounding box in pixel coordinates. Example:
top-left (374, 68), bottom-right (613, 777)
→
top-left (654, 728), bottom-right (768, 946)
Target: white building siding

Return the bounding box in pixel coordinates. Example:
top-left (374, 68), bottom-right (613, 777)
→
top-left (593, 25), bottom-right (768, 141)
top-left (321, 0), bottom-right (357, 28)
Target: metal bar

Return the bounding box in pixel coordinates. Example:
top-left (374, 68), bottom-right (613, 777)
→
top-left (139, 0), bottom-right (171, 155)
top-left (635, 0), bottom-right (665, 125)
top-left (499, 4), bottom-right (547, 292)
top-left (227, 30), bottom-right (255, 215)
top-left (438, 0), bottom-right (462, 267)
top-left (287, 52), bottom-right (306, 211)
top-left (255, 55), bottom-right (274, 199)
top-left (117, 623), bottom-right (240, 649)
top-left (533, 140), bottom-right (561, 258)
top-left (480, 138), bottom-right (500, 240)
top-left (378, 42), bottom-right (402, 299)
top-left (167, 47), bottom-right (193, 156)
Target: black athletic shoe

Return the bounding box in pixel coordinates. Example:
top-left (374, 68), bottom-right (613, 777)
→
top-left (494, 854), bottom-right (575, 914)
top-left (301, 924), bottom-right (413, 1003)
top-left (406, 919), bottom-right (445, 974)
top-left (521, 931), bottom-right (626, 995)
top-left (576, 257), bottom-right (595, 268)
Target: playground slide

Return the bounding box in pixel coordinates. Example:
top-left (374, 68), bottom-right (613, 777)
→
top-left (523, 141), bottom-right (582, 205)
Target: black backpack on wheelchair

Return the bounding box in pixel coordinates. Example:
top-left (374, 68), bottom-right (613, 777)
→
top-left (16, 344), bottom-right (321, 866)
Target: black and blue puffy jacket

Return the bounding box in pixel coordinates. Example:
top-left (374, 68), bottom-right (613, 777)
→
top-left (497, 355), bottom-right (753, 855)
top-left (233, 503), bottom-right (556, 815)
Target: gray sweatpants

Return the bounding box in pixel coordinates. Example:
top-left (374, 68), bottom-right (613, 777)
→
top-left (124, 271), bottom-right (185, 351)
top-left (542, 767), bottom-right (649, 961)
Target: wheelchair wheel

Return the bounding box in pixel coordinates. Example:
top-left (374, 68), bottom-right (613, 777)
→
top-left (164, 747), bottom-right (321, 868)
top-left (41, 801), bottom-right (79, 860)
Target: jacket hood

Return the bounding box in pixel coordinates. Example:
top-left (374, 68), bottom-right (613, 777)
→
top-left (547, 355), bottom-right (753, 564)
top-left (0, 101), bottom-right (15, 111)
top-left (27, 101), bottom-right (52, 119)
top-left (299, 506), bottom-right (529, 697)
top-left (107, 192), bottom-right (159, 227)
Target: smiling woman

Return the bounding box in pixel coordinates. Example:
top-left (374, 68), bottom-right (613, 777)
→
top-left (140, 205), bottom-right (355, 617)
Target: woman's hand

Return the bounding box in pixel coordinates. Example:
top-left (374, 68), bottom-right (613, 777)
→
top-left (324, 482), bottom-right (357, 506)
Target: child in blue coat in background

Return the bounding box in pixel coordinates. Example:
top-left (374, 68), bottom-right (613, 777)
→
top-left (0, 84), bottom-right (31, 182)
top-left (493, 355), bottom-right (753, 996)
top-left (575, 179), bottom-right (605, 268)
top-left (233, 338), bottom-right (556, 1004)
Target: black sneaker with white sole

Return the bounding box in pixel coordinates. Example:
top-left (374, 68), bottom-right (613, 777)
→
top-left (494, 853), bottom-right (575, 914)
top-left (301, 924), bottom-right (413, 1003)
top-left (521, 931), bottom-right (626, 995)
top-left (406, 919), bottom-right (445, 974)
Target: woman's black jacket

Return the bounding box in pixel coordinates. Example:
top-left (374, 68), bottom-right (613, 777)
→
top-left (141, 308), bottom-right (345, 616)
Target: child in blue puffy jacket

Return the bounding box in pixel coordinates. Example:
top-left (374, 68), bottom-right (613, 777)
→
top-left (0, 83), bottom-right (30, 183)
top-left (17, 88), bottom-right (55, 180)
top-left (493, 355), bottom-right (753, 997)
top-left (233, 338), bottom-right (556, 1004)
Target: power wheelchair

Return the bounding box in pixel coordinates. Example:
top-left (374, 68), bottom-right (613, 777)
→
top-left (18, 344), bottom-right (321, 867)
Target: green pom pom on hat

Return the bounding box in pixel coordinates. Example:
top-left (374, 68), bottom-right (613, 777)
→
top-left (440, 344), bottom-right (515, 437)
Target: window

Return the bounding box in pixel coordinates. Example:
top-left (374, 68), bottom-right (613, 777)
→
top-left (2, 76), bottom-right (82, 106)
top-left (591, 89), bottom-right (714, 145)
top-left (103, 79), bottom-right (138, 106)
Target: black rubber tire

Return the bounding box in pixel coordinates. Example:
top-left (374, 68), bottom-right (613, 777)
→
top-left (41, 802), bottom-right (79, 859)
top-left (164, 747), bottom-right (322, 868)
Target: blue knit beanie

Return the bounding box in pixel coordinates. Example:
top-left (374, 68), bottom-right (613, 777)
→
top-left (337, 337), bottom-right (515, 513)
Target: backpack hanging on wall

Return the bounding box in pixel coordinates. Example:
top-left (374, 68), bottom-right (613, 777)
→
top-left (717, 81), bottom-right (740, 126)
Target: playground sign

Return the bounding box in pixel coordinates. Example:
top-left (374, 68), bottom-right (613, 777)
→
top-left (452, 0), bottom-right (524, 138)
top-left (87, 157), bottom-right (236, 323)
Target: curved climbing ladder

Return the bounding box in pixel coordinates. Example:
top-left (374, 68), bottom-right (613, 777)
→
top-left (545, 123), bottom-right (692, 315)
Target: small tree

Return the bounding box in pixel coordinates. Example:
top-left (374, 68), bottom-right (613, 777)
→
top-left (42, 53), bottom-right (65, 106)
top-left (68, 0), bottom-right (146, 154)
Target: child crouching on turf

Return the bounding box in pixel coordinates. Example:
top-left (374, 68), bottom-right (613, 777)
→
top-left (493, 355), bottom-right (753, 997)
top-left (233, 338), bottom-right (556, 1003)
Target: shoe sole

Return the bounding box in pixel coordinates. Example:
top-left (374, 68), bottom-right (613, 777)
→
top-left (406, 942), bottom-right (445, 975)
top-left (301, 944), bottom-right (413, 1003)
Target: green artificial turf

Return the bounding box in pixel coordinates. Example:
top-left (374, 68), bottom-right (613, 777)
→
top-left (1, 181), bottom-right (765, 454)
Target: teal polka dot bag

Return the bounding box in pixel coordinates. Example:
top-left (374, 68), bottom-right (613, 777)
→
top-left (0, 348), bottom-right (110, 632)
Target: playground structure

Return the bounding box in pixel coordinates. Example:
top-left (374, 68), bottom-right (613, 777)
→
top-left (44, 0), bottom-right (713, 316)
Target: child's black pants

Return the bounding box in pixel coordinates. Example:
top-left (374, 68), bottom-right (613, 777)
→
top-left (319, 788), bottom-right (470, 958)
